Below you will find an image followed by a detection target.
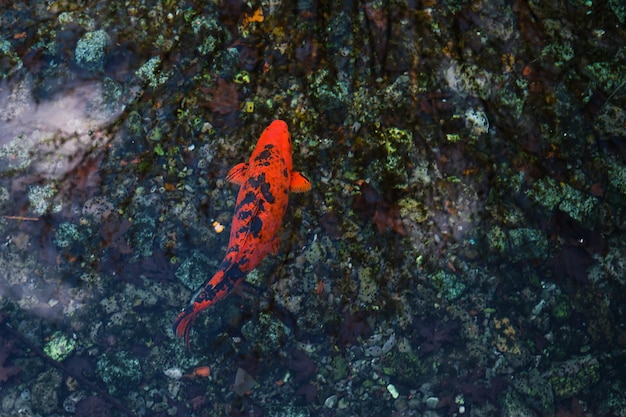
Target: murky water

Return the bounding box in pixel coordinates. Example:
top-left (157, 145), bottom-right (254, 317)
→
top-left (1, 1), bottom-right (626, 416)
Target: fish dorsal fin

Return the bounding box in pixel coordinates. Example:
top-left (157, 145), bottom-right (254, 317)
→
top-left (290, 171), bottom-right (311, 193)
top-left (227, 162), bottom-right (249, 185)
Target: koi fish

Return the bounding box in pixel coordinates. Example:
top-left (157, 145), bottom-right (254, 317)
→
top-left (173, 120), bottom-right (311, 346)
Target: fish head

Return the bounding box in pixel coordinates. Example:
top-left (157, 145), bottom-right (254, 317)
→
top-left (256, 120), bottom-right (292, 161)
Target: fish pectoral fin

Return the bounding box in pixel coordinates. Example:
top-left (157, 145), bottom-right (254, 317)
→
top-left (290, 171), bottom-right (311, 193)
top-left (227, 162), bottom-right (249, 185)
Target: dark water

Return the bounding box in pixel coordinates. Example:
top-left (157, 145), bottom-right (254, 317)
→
top-left (1, 1), bottom-right (625, 416)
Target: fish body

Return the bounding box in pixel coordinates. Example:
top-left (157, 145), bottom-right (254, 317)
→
top-left (173, 120), bottom-right (311, 346)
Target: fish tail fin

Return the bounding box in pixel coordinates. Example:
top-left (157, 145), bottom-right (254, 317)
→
top-left (173, 266), bottom-right (239, 347)
top-left (173, 306), bottom-right (197, 349)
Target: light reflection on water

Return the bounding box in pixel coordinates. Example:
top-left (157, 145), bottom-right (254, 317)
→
top-left (0, 78), bottom-right (127, 323)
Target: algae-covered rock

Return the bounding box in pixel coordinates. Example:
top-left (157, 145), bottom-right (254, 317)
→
top-left (546, 355), bottom-right (600, 399)
top-left (75, 29), bottom-right (109, 72)
top-left (507, 228), bottom-right (548, 262)
top-left (431, 270), bottom-right (466, 301)
top-left (175, 251), bottom-right (216, 291)
top-left (43, 331), bottom-right (76, 361)
top-left (499, 389), bottom-right (538, 417)
top-left (241, 312), bottom-right (291, 354)
top-left (510, 369), bottom-right (554, 416)
top-left (266, 405), bottom-right (310, 417)
top-left (31, 369), bottom-right (63, 415)
top-left (96, 351), bottom-right (142, 395)
top-left (382, 351), bottom-right (425, 386)
top-left (53, 222), bottom-right (81, 248)
top-left (28, 184), bottom-right (61, 215)
top-left (527, 177), bottom-right (598, 226)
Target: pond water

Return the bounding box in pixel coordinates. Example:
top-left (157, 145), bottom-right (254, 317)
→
top-left (1, 1), bottom-right (626, 417)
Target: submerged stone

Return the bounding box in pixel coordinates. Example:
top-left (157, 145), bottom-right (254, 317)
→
top-left (43, 331), bottom-right (76, 361)
top-left (53, 222), bottom-right (80, 248)
top-left (546, 355), bottom-right (600, 399)
top-left (96, 351), bottom-right (142, 395)
top-left (75, 29), bottom-right (109, 72)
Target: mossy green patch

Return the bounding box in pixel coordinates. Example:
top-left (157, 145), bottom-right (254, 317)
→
top-left (43, 331), bottom-right (76, 361)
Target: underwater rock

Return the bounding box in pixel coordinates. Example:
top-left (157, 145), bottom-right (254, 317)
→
top-left (30, 369), bottom-right (62, 415)
top-left (43, 331), bottom-right (76, 361)
top-left (75, 30), bottom-right (109, 72)
top-left (96, 351), bottom-right (142, 395)
top-left (53, 222), bottom-right (81, 248)
top-left (546, 355), bottom-right (600, 399)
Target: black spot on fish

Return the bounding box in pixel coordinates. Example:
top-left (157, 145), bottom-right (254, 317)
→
top-left (249, 173), bottom-right (275, 204)
top-left (238, 209), bottom-right (253, 220)
top-left (236, 191), bottom-right (257, 211)
top-left (196, 285), bottom-right (216, 303)
top-left (221, 263), bottom-right (246, 289)
top-left (260, 183), bottom-right (274, 203)
top-left (249, 216), bottom-right (263, 238)
top-left (254, 149), bottom-right (272, 162)
top-left (226, 244), bottom-right (240, 256)
top-left (283, 168), bottom-right (288, 178)
top-left (248, 173), bottom-right (267, 188)
top-left (236, 225), bottom-right (249, 239)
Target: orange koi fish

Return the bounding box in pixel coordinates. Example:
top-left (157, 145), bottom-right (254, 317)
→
top-left (173, 120), bottom-right (311, 346)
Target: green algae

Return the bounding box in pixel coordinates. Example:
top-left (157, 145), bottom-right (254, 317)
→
top-left (96, 351), bottom-right (142, 395)
top-left (136, 56), bottom-right (171, 88)
top-left (28, 185), bottom-right (61, 216)
top-left (610, 0), bottom-right (626, 22)
top-left (551, 295), bottom-right (571, 321)
top-left (75, 29), bottom-right (109, 72)
top-left (487, 225), bottom-right (507, 254)
top-left (31, 369), bottom-right (63, 415)
top-left (527, 177), bottom-right (598, 226)
top-left (306, 68), bottom-right (349, 114)
top-left (584, 60), bottom-right (626, 93)
top-left (357, 266), bottom-right (378, 306)
top-left (431, 270), bottom-right (466, 301)
top-left (43, 331), bottom-right (76, 362)
top-left (175, 251), bottom-right (217, 291)
top-left (507, 228), bottom-right (549, 262)
top-left (330, 356), bottom-right (349, 380)
top-left (266, 405), bottom-right (310, 417)
top-left (382, 351), bottom-right (425, 386)
top-left (53, 222), bottom-right (81, 248)
top-left (398, 197), bottom-right (429, 224)
top-left (0, 39), bottom-right (23, 78)
top-left (547, 356), bottom-right (600, 399)
top-left (510, 369), bottom-right (554, 416)
top-left (241, 312), bottom-right (291, 355)
top-left (608, 157), bottom-right (626, 196)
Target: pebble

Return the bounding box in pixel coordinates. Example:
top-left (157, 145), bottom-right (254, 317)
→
top-left (425, 396), bottom-right (439, 409)
top-left (324, 394), bottom-right (337, 408)
top-left (163, 367), bottom-right (183, 379)
top-left (337, 397), bottom-right (349, 409)
top-left (82, 196), bottom-right (113, 222)
top-left (382, 334), bottom-right (396, 353)
top-left (364, 345), bottom-right (382, 357)
top-left (62, 392), bottom-right (85, 413)
top-left (387, 384), bottom-right (399, 399)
